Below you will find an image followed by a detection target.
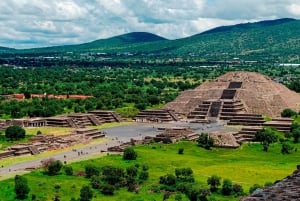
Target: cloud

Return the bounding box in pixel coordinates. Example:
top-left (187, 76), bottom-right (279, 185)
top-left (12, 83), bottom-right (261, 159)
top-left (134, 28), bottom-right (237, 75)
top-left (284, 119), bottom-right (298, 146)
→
top-left (0, 0), bottom-right (299, 49)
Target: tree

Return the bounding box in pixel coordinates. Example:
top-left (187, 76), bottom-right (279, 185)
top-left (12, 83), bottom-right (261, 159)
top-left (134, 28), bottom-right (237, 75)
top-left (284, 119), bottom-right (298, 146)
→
top-left (207, 175), bottom-right (221, 192)
top-left (101, 184), bottom-right (115, 195)
top-left (47, 160), bottom-right (63, 176)
top-left (249, 184), bottom-right (263, 194)
top-left (221, 179), bottom-right (233, 195)
top-left (281, 108), bottom-right (297, 117)
top-left (281, 142), bottom-right (294, 154)
top-left (80, 185), bottom-right (93, 201)
top-left (197, 133), bottom-right (214, 150)
top-left (14, 175), bottom-right (30, 200)
top-left (292, 128), bottom-right (300, 143)
top-left (85, 164), bottom-right (100, 178)
top-left (159, 174), bottom-right (177, 186)
top-left (254, 128), bottom-right (278, 151)
top-left (5, 125), bottom-right (26, 140)
top-left (232, 183), bottom-right (244, 196)
top-left (123, 147), bottom-right (137, 160)
top-left (64, 166), bottom-right (73, 176)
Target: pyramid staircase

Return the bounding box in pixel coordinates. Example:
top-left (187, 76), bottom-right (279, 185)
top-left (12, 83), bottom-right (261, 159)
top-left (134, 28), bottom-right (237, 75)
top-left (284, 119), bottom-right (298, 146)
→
top-left (233, 126), bottom-right (263, 144)
top-left (134, 109), bottom-right (180, 122)
top-left (89, 110), bottom-right (124, 123)
top-left (263, 118), bottom-right (292, 132)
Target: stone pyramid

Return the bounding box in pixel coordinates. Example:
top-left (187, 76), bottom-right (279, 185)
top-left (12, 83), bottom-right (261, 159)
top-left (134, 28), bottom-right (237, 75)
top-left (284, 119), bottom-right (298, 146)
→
top-left (164, 71), bottom-right (300, 118)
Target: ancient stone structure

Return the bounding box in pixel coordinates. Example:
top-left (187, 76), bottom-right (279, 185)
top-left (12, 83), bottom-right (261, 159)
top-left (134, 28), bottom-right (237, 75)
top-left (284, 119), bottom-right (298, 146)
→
top-left (0, 128), bottom-right (105, 159)
top-left (152, 127), bottom-right (198, 143)
top-left (242, 166), bottom-right (300, 201)
top-left (134, 109), bottom-right (180, 123)
top-left (164, 71), bottom-right (300, 120)
top-left (89, 110), bottom-right (124, 123)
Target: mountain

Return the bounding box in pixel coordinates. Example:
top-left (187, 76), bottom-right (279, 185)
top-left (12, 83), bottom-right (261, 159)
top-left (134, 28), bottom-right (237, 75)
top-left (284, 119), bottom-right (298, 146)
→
top-left (0, 46), bottom-right (15, 53)
top-left (6, 18), bottom-right (300, 61)
top-left (17, 32), bottom-right (167, 54)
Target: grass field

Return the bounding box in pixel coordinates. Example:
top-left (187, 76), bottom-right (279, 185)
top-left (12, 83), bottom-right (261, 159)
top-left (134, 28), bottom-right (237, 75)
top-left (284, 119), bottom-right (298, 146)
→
top-left (0, 140), bottom-right (299, 201)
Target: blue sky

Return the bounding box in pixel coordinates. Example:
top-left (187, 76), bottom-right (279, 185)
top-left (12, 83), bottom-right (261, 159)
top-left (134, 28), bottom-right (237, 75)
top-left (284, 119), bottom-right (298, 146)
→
top-left (0, 0), bottom-right (299, 49)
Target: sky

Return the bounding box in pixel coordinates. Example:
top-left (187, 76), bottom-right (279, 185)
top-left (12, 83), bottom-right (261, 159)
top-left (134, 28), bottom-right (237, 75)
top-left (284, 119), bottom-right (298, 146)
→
top-left (0, 0), bottom-right (299, 49)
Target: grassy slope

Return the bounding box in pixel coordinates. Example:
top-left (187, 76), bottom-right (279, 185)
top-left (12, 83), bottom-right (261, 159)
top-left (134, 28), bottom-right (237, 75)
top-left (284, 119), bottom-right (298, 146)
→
top-left (0, 141), bottom-right (299, 201)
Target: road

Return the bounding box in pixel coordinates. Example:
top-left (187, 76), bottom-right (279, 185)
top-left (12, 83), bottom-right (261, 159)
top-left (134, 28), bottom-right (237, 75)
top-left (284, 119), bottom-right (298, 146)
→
top-left (0, 121), bottom-right (230, 178)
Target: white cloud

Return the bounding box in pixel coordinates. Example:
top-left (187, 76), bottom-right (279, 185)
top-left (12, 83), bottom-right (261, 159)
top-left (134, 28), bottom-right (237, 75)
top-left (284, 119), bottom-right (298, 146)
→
top-left (0, 0), bottom-right (298, 48)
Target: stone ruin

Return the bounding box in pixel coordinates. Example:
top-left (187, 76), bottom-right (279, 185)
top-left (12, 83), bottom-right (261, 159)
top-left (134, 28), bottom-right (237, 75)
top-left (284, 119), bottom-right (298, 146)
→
top-left (107, 127), bottom-right (199, 152)
top-left (134, 109), bottom-right (180, 123)
top-left (0, 110), bottom-right (124, 130)
top-left (0, 128), bottom-right (105, 159)
top-left (242, 166), bottom-right (300, 201)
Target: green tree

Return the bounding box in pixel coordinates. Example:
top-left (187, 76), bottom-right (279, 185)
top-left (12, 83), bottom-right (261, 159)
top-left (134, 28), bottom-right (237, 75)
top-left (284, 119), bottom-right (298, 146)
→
top-left (64, 166), bottom-right (73, 176)
top-left (14, 175), bottom-right (30, 200)
top-left (292, 129), bottom-right (300, 143)
top-left (47, 160), bottom-right (63, 176)
top-left (207, 175), bottom-right (221, 192)
top-left (221, 179), bottom-right (233, 195)
top-left (197, 133), bottom-right (214, 150)
top-left (254, 128), bottom-right (278, 151)
top-left (281, 108), bottom-right (297, 117)
top-left (80, 185), bottom-right (93, 201)
top-left (5, 125), bottom-right (26, 140)
top-left (281, 142), bottom-right (294, 154)
top-left (123, 147), bottom-right (137, 160)
top-left (85, 164), bottom-right (100, 178)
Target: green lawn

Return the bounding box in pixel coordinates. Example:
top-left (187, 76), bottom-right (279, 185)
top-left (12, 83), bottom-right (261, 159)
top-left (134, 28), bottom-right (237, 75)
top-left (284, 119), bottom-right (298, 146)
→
top-left (0, 141), bottom-right (299, 201)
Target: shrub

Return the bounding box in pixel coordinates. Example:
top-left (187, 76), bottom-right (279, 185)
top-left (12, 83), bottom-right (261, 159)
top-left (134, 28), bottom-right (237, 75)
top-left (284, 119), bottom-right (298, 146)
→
top-left (232, 183), bottom-right (244, 196)
top-left (80, 185), bottom-right (93, 201)
top-left (292, 129), bottom-right (300, 143)
top-left (221, 179), bottom-right (233, 195)
top-left (64, 166), bottom-right (73, 176)
top-left (138, 171), bottom-right (149, 181)
top-left (178, 148), bottom-right (184, 154)
top-left (85, 164), bottom-right (100, 178)
top-left (249, 184), bottom-right (263, 194)
top-left (91, 175), bottom-right (102, 189)
top-left (101, 184), bottom-right (115, 195)
top-left (14, 175), bottom-right (30, 200)
top-left (36, 130), bottom-right (42, 135)
top-left (47, 160), bottom-right (63, 176)
top-left (5, 125), bottom-right (26, 140)
top-left (207, 175), bottom-right (221, 192)
top-left (197, 133), bottom-right (214, 150)
top-left (123, 147), bottom-right (137, 160)
top-left (281, 108), bottom-right (297, 117)
top-left (281, 142), bottom-right (294, 154)
top-left (159, 174), bottom-right (177, 186)
top-left (126, 165), bottom-right (138, 178)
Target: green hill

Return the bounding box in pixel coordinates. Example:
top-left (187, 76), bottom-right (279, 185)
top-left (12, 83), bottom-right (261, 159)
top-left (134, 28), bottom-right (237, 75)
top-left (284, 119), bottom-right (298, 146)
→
top-left (4, 18), bottom-right (300, 61)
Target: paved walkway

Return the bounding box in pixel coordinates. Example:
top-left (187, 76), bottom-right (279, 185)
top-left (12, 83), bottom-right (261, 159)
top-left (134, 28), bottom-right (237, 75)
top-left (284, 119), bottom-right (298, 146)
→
top-left (0, 121), bottom-right (231, 178)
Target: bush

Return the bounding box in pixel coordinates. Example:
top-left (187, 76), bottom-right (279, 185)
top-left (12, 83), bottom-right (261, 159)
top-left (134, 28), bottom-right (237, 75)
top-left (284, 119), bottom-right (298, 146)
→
top-left (197, 133), bottom-right (214, 150)
top-left (249, 184), bottom-right (263, 194)
top-left (85, 164), bottom-right (100, 178)
top-left (159, 174), bottom-right (177, 186)
top-left (126, 165), bottom-right (138, 178)
top-left (47, 160), bottom-right (63, 176)
top-left (178, 148), bottom-right (184, 154)
top-left (91, 175), bottom-right (102, 189)
top-left (207, 175), bottom-right (221, 192)
top-left (232, 183), bottom-right (244, 196)
top-left (281, 108), bottom-right (297, 117)
top-left (14, 175), bottom-right (30, 200)
top-left (80, 185), bottom-right (93, 201)
top-left (64, 166), bottom-right (73, 176)
top-left (5, 125), bottom-right (26, 140)
top-left (281, 142), bottom-right (294, 154)
top-left (139, 171), bottom-right (149, 181)
top-left (221, 179), bottom-right (233, 195)
top-left (101, 184), bottom-right (115, 195)
top-left (123, 147), bottom-right (137, 160)
top-left (292, 129), bottom-right (300, 143)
